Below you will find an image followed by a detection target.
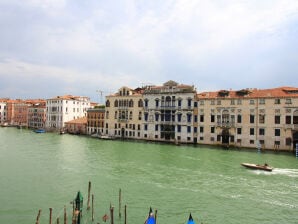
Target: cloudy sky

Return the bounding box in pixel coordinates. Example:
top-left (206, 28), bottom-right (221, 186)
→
top-left (0, 0), bottom-right (297, 102)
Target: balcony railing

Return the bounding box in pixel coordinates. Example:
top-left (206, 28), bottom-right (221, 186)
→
top-left (216, 121), bottom-right (235, 128)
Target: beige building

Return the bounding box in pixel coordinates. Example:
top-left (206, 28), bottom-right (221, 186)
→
top-left (104, 87), bottom-right (144, 139)
top-left (197, 87), bottom-right (298, 151)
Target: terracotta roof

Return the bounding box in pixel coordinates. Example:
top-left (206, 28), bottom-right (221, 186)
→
top-left (65, 117), bottom-right (87, 124)
top-left (198, 87), bottom-right (298, 99)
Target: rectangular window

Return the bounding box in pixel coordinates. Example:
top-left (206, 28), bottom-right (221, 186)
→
top-left (250, 140), bottom-right (254, 144)
top-left (275, 129), bottom-right (280, 136)
top-left (144, 124), bottom-right (148, 131)
top-left (275, 99), bottom-right (281, 104)
top-left (259, 114), bottom-right (265, 124)
top-left (237, 99), bottom-right (242, 105)
top-left (217, 135), bottom-right (221, 141)
top-left (194, 127), bottom-right (197, 133)
top-left (155, 125), bottom-right (158, 131)
top-left (194, 115), bottom-right (198, 122)
top-left (187, 126), bottom-right (191, 133)
top-left (211, 127), bottom-right (215, 133)
top-left (200, 115), bottom-right (204, 122)
top-left (259, 128), bottom-right (265, 135)
top-left (200, 127), bottom-right (204, 133)
top-left (285, 98), bottom-right (292, 104)
top-left (211, 115), bottom-right (215, 123)
top-left (237, 128), bottom-right (242, 135)
top-left (250, 128), bottom-right (254, 135)
top-left (250, 100), bottom-right (255, 105)
top-left (286, 116), bottom-right (291, 124)
top-left (177, 125), bottom-right (181, 132)
top-left (250, 115), bottom-right (255, 123)
top-left (275, 116), bottom-right (280, 124)
top-left (259, 99), bottom-right (265, 104)
top-left (237, 115), bottom-right (242, 123)
top-left (187, 114), bottom-right (192, 122)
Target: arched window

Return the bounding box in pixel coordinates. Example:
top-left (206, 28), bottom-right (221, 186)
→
top-left (138, 99), bottom-right (143, 107)
top-left (114, 100), bottom-right (118, 107)
top-left (165, 96), bottom-right (171, 107)
top-left (222, 110), bottom-right (230, 123)
top-left (129, 99), bottom-right (134, 107)
top-left (105, 100), bottom-right (110, 107)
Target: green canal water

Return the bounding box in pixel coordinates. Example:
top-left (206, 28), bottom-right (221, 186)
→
top-left (0, 128), bottom-right (297, 224)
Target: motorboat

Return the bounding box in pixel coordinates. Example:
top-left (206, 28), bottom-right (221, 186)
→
top-left (34, 129), bottom-right (46, 133)
top-left (241, 163), bottom-right (273, 172)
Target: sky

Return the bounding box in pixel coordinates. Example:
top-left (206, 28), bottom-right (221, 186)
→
top-left (0, 0), bottom-right (298, 102)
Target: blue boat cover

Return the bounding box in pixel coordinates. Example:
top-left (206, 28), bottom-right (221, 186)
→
top-left (187, 213), bottom-right (195, 224)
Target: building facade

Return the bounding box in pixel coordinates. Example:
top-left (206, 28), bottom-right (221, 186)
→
top-left (142, 81), bottom-right (197, 143)
top-left (87, 107), bottom-right (105, 135)
top-left (197, 87), bottom-right (298, 151)
top-left (46, 95), bottom-right (90, 131)
top-left (0, 99), bottom-right (8, 125)
top-left (28, 101), bottom-right (46, 129)
top-left (104, 87), bottom-right (144, 139)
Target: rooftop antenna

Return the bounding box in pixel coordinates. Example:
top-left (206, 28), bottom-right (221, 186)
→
top-left (96, 90), bottom-right (104, 105)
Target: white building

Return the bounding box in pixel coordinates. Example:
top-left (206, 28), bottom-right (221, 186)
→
top-left (46, 95), bottom-right (90, 130)
top-left (142, 81), bottom-right (197, 143)
top-left (0, 100), bottom-right (7, 124)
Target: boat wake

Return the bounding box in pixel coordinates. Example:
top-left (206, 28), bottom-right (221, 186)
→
top-left (271, 168), bottom-right (298, 178)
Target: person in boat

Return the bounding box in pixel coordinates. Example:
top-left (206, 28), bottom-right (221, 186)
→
top-left (264, 163), bottom-right (268, 166)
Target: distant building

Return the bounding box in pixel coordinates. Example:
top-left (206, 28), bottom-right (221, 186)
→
top-left (0, 99), bottom-right (8, 124)
top-left (65, 117), bottom-right (87, 134)
top-left (87, 107), bottom-right (105, 135)
top-left (142, 80), bottom-right (197, 143)
top-left (104, 86), bottom-right (144, 139)
top-left (46, 95), bottom-right (90, 131)
top-left (28, 100), bottom-right (46, 129)
top-left (197, 87), bottom-right (298, 151)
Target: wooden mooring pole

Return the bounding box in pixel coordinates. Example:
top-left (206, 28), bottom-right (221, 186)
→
top-left (119, 188), bottom-right (122, 218)
top-left (35, 209), bottom-right (42, 224)
top-left (110, 206), bottom-right (114, 224)
top-left (124, 205), bottom-right (127, 224)
top-left (49, 208), bottom-right (53, 224)
top-left (92, 194), bottom-right (94, 222)
top-left (87, 181), bottom-right (91, 210)
top-left (56, 217), bottom-right (60, 224)
top-left (64, 205), bottom-right (67, 224)
top-left (154, 209), bottom-right (158, 224)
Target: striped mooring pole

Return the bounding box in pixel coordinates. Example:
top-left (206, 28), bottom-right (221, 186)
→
top-left (296, 143), bottom-right (298, 158)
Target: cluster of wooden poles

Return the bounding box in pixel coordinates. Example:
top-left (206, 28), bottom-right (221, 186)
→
top-left (35, 181), bottom-right (135, 224)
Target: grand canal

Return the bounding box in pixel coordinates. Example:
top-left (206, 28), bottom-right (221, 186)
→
top-left (0, 127), bottom-right (297, 224)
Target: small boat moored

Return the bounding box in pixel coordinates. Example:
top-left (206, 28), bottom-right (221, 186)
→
top-left (241, 162), bottom-right (273, 172)
top-left (34, 129), bottom-right (46, 133)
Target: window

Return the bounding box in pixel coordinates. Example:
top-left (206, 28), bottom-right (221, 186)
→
top-left (250, 140), bottom-right (254, 144)
top-left (285, 98), bottom-right (292, 104)
top-left (275, 98), bottom-right (281, 104)
top-left (187, 126), bottom-right (191, 133)
top-left (194, 127), bottom-right (197, 133)
top-left (259, 128), bottom-right (265, 135)
top-left (155, 125), bottom-right (158, 131)
top-left (177, 114), bottom-right (182, 122)
top-left (250, 100), bottom-right (255, 105)
top-left (237, 128), bottom-right (242, 135)
top-left (230, 99), bottom-right (235, 105)
top-left (217, 100), bottom-right (221, 105)
top-left (250, 128), bottom-right (254, 135)
top-left (178, 100), bottom-right (182, 107)
top-left (144, 124), bottom-right (148, 131)
top-left (200, 115), bottom-right (204, 122)
top-left (200, 101), bottom-right (204, 105)
top-left (211, 115), bottom-right (215, 122)
top-left (194, 115), bottom-right (197, 122)
top-left (194, 102), bottom-right (198, 107)
top-left (144, 113), bottom-right (148, 121)
top-left (275, 116), bottom-right (280, 124)
top-left (187, 99), bottom-right (192, 107)
top-left (286, 116), bottom-right (291, 124)
top-left (259, 99), bottom-right (265, 104)
top-left (187, 114), bottom-right (192, 122)
top-left (211, 127), bottom-right (215, 133)
top-left (250, 115), bottom-right (255, 123)
top-left (155, 113), bottom-right (159, 121)
top-left (200, 127), bottom-right (204, 133)
top-left (275, 129), bottom-right (280, 136)
top-left (211, 100), bottom-right (215, 105)
top-left (237, 115), bottom-right (242, 123)
top-left (237, 99), bottom-right (242, 105)
top-left (259, 114), bottom-right (265, 124)
top-left (177, 125), bottom-right (181, 132)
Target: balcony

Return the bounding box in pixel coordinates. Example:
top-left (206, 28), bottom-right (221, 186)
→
top-left (284, 124), bottom-right (298, 130)
top-left (216, 121), bottom-right (235, 128)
